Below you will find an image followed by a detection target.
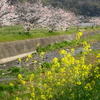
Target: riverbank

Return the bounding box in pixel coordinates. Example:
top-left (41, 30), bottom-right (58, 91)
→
top-left (0, 25), bottom-right (100, 43)
top-left (0, 30), bottom-right (100, 65)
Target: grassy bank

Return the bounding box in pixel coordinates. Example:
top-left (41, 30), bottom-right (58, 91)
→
top-left (0, 25), bottom-right (100, 43)
top-left (36, 33), bottom-right (100, 53)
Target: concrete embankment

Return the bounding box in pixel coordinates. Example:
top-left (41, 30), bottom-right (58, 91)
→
top-left (0, 30), bottom-right (100, 64)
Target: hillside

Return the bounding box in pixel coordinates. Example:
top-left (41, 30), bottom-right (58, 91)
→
top-left (9, 0), bottom-right (100, 16)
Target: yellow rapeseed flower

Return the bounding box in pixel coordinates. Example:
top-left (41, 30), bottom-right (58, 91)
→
top-left (62, 79), bottom-right (66, 82)
top-left (95, 74), bottom-right (100, 78)
top-left (25, 58), bottom-right (29, 62)
top-left (47, 75), bottom-right (53, 81)
top-left (16, 97), bottom-right (19, 100)
top-left (27, 54), bottom-right (32, 59)
top-left (31, 93), bottom-right (35, 98)
top-left (16, 97), bottom-right (22, 100)
top-left (52, 57), bottom-right (59, 63)
top-left (9, 83), bottom-right (14, 86)
top-left (48, 95), bottom-right (53, 98)
top-left (84, 83), bottom-right (92, 90)
top-left (41, 95), bottom-right (46, 100)
top-left (46, 88), bottom-right (52, 93)
top-left (46, 71), bottom-right (52, 76)
top-left (59, 68), bottom-right (65, 73)
top-left (30, 74), bottom-right (34, 82)
top-left (76, 32), bottom-right (83, 41)
top-left (71, 48), bottom-right (75, 54)
top-left (76, 82), bottom-right (81, 85)
top-left (34, 60), bottom-right (37, 63)
top-left (43, 83), bottom-right (48, 88)
top-left (18, 74), bottom-right (23, 79)
top-left (60, 49), bottom-right (67, 55)
top-left (56, 82), bottom-right (61, 86)
top-left (40, 52), bottom-right (45, 56)
top-left (21, 80), bottom-right (26, 85)
top-left (30, 98), bottom-right (32, 100)
top-left (78, 32), bottom-right (83, 36)
top-left (80, 57), bottom-right (85, 64)
top-left (75, 60), bottom-right (80, 64)
top-left (18, 58), bottom-right (22, 62)
top-left (97, 59), bottom-right (100, 63)
top-left (96, 53), bottom-right (100, 58)
top-left (82, 65), bottom-right (86, 69)
top-left (61, 91), bottom-right (64, 94)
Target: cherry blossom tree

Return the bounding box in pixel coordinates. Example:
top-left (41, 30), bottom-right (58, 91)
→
top-left (40, 7), bottom-right (78, 32)
top-left (15, 1), bottom-right (46, 33)
top-left (0, 0), bottom-right (78, 32)
top-left (89, 17), bottom-right (100, 28)
top-left (0, 0), bottom-right (18, 27)
top-left (15, 1), bottom-right (78, 33)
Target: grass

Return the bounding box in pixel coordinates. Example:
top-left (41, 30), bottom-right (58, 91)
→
top-left (75, 49), bottom-right (100, 65)
top-left (0, 25), bottom-right (100, 43)
top-left (80, 33), bottom-right (100, 43)
top-left (35, 33), bottom-right (100, 53)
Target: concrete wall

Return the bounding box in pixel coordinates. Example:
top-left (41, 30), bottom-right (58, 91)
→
top-left (0, 30), bottom-right (100, 63)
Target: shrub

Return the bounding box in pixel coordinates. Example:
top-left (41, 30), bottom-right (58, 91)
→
top-left (36, 44), bottom-right (43, 53)
top-left (8, 66), bottom-right (20, 73)
top-left (0, 91), bottom-right (7, 98)
top-left (41, 61), bottom-right (51, 69)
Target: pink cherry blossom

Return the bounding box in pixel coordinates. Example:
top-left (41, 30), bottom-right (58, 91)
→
top-left (0, 0), bottom-right (18, 26)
